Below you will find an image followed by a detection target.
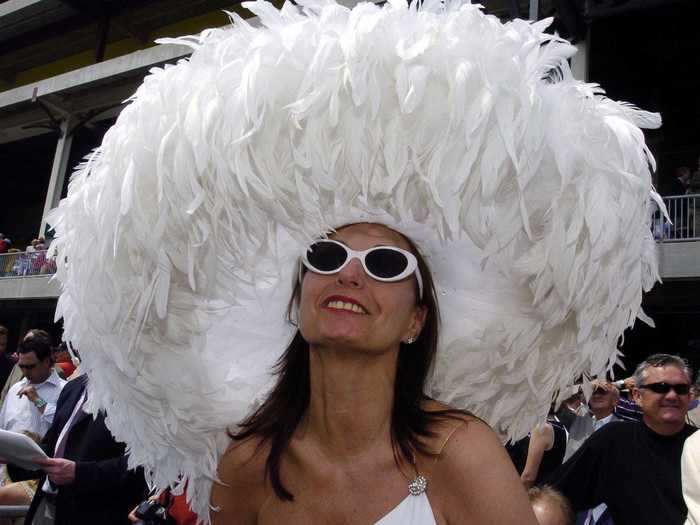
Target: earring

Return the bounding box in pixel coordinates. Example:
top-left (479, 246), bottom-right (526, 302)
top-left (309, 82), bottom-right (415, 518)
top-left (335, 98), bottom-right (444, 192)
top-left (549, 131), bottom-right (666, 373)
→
top-left (404, 336), bottom-right (415, 345)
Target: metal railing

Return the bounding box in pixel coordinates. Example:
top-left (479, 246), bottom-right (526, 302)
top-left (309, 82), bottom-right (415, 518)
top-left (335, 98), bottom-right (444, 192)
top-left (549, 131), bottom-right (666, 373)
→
top-left (0, 250), bottom-right (56, 278)
top-left (652, 194), bottom-right (700, 242)
top-left (0, 505), bottom-right (29, 518)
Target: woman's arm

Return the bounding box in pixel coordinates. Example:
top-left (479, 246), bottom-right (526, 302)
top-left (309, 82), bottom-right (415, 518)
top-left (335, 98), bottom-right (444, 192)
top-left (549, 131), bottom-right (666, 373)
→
top-left (432, 418), bottom-right (539, 525)
top-left (520, 422), bottom-right (554, 489)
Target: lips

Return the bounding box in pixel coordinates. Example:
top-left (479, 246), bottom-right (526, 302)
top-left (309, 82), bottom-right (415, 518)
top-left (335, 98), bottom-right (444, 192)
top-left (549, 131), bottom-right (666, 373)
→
top-left (322, 295), bottom-right (368, 314)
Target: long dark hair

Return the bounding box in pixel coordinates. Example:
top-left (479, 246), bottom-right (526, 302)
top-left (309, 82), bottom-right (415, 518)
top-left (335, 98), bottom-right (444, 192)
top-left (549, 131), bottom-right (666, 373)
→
top-left (230, 231), bottom-right (465, 500)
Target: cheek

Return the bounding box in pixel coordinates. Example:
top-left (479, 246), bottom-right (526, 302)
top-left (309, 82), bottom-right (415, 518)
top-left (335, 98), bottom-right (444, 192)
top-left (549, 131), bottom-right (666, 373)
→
top-left (297, 274), bottom-right (327, 328)
top-left (378, 285), bottom-right (417, 319)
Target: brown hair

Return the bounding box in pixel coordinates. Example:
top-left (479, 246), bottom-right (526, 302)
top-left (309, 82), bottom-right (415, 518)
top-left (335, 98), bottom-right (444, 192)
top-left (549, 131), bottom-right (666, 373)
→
top-left (230, 229), bottom-right (466, 500)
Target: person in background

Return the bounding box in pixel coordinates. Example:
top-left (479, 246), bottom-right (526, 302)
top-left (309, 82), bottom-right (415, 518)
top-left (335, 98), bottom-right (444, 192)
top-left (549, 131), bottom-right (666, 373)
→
top-left (0, 335), bottom-right (65, 437)
top-left (664, 166), bottom-right (691, 196)
top-left (610, 376), bottom-right (644, 423)
top-left (0, 234), bottom-right (9, 254)
top-left (682, 429), bottom-right (700, 525)
top-left (0, 330), bottom-right (54, 408)
top-left (564, 380), bottom-right (619, 461)
top-left (520, 410), bottom-right (568, 489)
top-left (549, 354), bottom-right (697, 525)
top-left (52, 343), bottom-right (76, 379)
top-left (555, 388), bottom-right (586, 431)
top-left (687, 376), bottom-right (700, 428)
top-left (25, 239), bottom-right (38, 253)
top-left (6, 371), bottom-right (149, 525)
top-left (0, 333), bottom-right (66, 512)
top-left (563, 380), bottom-right (619, 525)
top-left (128, 487), bottom-right (198, 525)
top-left (0, 325), bottom-right (13, 394)
top-left (529, 486), bottom-right (575, 525)
top-left (686, 173), bottom-right (700, 239)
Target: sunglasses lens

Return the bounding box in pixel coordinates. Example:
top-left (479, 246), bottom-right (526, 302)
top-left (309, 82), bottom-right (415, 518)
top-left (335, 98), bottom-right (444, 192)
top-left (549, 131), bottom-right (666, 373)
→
top-left (646, 383), bottom-right (690, 395)
top-left (306, 242), bottom-right (347, 272)
top-left (365, 248), bottom-right (409, 279)
top-left (675, 385), bottom-right (691, 395)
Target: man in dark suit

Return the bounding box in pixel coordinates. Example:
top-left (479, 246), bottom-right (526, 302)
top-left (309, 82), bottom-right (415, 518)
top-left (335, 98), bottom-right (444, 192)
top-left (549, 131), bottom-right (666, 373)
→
top-left (7, 373), bottom-right (148, 525)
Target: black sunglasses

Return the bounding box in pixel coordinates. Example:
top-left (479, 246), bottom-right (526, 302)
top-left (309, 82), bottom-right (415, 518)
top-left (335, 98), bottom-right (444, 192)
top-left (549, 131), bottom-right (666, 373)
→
top-left (638, 382), bottom-right (691, 395)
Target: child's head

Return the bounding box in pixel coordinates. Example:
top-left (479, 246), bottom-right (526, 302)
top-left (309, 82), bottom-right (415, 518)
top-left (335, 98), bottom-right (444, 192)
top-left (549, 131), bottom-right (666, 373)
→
top-left (528, 486), bottom-right (574, 525)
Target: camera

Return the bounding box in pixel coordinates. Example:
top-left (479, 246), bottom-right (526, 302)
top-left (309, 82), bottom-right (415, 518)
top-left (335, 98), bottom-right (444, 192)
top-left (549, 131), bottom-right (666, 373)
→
top-left (133, 499), bottom-right (175, 525)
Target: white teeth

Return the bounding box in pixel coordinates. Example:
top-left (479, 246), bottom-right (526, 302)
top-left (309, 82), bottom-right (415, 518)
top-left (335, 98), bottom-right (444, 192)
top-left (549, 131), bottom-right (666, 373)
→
top-left (326, 300), bottom-right (366, 314)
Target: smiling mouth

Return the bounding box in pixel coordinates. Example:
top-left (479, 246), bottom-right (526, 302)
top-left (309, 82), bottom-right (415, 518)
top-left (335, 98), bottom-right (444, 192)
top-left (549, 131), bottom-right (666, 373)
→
top-left (324, 299), bottom-right (368, 314)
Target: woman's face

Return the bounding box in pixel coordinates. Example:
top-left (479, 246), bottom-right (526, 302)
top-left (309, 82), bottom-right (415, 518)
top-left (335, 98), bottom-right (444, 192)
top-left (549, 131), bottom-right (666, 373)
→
top-left (298, 223), bottom-right (426, 355)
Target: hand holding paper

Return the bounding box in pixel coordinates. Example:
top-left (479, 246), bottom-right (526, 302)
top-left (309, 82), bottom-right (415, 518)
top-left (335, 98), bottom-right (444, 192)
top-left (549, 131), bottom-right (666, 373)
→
top-left (0, 428), bottom-right (48, 470)
top-left (34, 457), bottom-right (76, 485)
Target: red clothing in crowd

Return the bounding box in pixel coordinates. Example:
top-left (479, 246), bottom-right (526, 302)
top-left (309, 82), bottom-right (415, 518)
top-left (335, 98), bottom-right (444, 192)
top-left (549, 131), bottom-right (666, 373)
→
top-left (159, 489), bottom-right (198, 525)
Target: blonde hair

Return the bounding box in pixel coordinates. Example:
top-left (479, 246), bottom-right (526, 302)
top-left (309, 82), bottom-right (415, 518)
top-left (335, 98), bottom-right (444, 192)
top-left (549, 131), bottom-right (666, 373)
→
top-left (528, 485), bottom-right (574, 525)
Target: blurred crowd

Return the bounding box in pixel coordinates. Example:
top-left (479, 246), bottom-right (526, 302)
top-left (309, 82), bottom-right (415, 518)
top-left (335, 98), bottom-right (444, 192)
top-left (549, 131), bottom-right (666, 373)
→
top-left (508, 353), bottom-right (700, 525)
top-left (0, 237), bottom-right (56, 277)
top-left (1, 324), bottom-right (699, 525)
top-left (662, 155), bottom-right (700, 197)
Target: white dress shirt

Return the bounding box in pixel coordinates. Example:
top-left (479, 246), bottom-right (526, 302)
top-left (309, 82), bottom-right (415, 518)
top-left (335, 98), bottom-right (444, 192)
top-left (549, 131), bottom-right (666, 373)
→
top-left (0, 369), bottom-right (66, 437)
top-left (592, 413), bottom-right (616, 432)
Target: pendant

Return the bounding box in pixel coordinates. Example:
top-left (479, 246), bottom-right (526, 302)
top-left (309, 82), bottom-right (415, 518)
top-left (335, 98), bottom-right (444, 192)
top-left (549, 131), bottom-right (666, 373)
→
top-left (408, 474), bottom-right (427, 496)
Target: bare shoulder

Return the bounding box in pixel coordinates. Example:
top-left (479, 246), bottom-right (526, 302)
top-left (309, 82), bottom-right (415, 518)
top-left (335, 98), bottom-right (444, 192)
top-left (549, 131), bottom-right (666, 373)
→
top-left (422, 401), bottom-right (537, 524)
top-left (210, 436), bottom-right (270, 525)
top-left (420, 399), bottom-right (486, 456)
top-left (217, 435), bottom-right (269, 481)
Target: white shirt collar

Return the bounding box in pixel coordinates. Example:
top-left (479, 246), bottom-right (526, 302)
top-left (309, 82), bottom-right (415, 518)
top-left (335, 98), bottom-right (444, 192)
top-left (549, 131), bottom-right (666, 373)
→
top-left (592, 413), bottom-right (615, 430)
top-left (20, 368), bottom-right (63, 388)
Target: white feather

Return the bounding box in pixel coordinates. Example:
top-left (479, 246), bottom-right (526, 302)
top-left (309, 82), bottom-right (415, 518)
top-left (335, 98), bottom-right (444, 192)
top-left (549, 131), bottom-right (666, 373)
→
top-left (48, 1), bottom-right (661, 522)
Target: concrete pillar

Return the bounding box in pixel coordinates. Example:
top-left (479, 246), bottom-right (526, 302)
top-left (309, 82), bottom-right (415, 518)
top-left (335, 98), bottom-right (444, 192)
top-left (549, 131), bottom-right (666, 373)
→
top-left (39, 117), bottom-right (73, 237)
top-left (529, 0), bottom-right (539, 20)
top-left (571, 40), bottom-right (589, 82)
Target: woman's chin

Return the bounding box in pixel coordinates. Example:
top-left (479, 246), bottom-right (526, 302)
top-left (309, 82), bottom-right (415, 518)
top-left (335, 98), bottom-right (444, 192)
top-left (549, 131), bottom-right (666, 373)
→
top-left (311, 333), bottom-right (394, 356)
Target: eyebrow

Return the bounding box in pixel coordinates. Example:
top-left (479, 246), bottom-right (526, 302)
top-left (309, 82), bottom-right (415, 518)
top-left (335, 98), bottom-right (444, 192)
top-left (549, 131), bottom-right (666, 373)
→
top-left (331, 239), bottom-right (399, 249)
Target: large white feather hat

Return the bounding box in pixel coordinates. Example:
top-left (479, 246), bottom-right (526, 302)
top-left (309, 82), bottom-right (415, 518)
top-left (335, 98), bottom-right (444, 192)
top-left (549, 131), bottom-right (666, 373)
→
top-left (48, 0), bottom-right (661, 520)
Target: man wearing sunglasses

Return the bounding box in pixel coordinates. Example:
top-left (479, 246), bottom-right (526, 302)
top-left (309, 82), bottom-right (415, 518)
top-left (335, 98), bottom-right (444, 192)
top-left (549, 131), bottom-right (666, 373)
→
top-left (548, 354), bottom-right (696, 525)
top-left (0, 334), bottom-right (65, 438)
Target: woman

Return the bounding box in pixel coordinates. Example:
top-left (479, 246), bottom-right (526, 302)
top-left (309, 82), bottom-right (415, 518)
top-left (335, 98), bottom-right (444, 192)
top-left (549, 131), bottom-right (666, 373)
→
top-left (212, 222), bottom-right (537, 523)
top-left (520, 414), bottom-right (567, 489)
top-left (45, 0), bottom-right (661, 522)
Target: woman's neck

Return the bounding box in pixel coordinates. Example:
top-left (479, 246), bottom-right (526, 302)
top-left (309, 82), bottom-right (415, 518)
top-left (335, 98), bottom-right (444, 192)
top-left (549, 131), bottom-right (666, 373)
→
top-left (301, 344), bottom-right (399, 460)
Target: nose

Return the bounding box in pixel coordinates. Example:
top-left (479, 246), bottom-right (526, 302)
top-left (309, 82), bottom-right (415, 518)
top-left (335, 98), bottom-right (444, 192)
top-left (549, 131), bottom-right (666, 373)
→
top-left (663, 389), bottom-right (680, 403)
top-left (336, 257), bottom-right (365, 289)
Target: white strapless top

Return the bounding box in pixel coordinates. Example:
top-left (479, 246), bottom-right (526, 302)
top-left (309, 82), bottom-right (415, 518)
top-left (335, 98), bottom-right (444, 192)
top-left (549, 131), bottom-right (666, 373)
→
top-left (374, 424), bottom-right (461, 525)
top-left (374, 491), bottom-right (437, 525)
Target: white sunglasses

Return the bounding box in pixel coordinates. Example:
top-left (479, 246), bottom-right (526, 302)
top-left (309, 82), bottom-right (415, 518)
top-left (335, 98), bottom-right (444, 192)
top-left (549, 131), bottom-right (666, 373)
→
top-left (301, 240), bottom-right (424, 299)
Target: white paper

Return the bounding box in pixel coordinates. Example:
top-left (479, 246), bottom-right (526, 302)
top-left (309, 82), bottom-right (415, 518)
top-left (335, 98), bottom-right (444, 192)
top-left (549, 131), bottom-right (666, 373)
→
top-left (0, 429), bottom-right (48, 470)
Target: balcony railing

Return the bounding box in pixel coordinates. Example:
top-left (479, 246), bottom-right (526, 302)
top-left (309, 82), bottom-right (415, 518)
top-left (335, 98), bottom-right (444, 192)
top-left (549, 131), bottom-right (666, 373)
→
top-left (652, 194), bottom-right (700, 242)
top-left (0, 250), bottom-right (56, 278)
